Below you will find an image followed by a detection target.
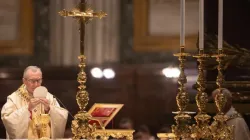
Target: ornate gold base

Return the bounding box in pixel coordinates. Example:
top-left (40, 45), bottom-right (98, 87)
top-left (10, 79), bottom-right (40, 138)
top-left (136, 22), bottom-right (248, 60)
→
top-left (211, 114), bottom-right (233, 140)
top-left (171, 112), bottom-right (192, 139)
top-left (191, 113), bottom-right (212, 139)
top-left (92, 129), bottom-right (134, 140)
top-left (71, 111), bottom-right (96, 139)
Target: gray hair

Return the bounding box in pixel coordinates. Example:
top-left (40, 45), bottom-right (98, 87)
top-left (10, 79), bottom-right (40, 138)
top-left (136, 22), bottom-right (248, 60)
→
top-left (212, 88), bottom-right (232, 99)
top-left (23, 66), bottom-right (42, 78)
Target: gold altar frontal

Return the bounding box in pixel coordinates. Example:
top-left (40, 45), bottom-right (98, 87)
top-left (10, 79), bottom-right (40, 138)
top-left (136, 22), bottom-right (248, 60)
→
top-left (92, 129), bottom-right (134, 140)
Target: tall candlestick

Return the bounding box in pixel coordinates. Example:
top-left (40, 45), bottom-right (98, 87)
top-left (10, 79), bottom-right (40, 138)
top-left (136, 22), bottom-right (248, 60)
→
top-left (218, 0), bottom-right (223, 49)
top-left (180, 0), bottom-right (185, 46)
top-left (199, 0), bottom-right (204, 50)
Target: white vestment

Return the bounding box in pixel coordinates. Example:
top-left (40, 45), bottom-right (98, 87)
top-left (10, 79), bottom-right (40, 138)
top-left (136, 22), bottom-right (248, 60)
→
top-left (226, 107), bottom-right (250, 140)
top-left (1, 85), bottom-right (68, 139)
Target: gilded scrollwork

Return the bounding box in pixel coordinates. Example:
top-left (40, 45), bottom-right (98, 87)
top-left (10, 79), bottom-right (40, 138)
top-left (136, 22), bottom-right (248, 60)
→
top-left (92, 130), bottom-right (134, 140)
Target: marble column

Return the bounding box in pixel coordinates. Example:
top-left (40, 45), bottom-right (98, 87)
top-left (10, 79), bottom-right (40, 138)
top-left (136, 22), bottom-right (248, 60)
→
top-left (49, 0), bottom-right (120, 66)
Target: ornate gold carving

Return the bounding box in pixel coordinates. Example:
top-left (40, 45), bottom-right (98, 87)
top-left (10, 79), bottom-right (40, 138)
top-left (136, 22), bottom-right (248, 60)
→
top-left (191, 49), bottom-right (212, 139)
top-left (76, 55), bottom-right (88, 112)
top-left (71, 112), bottom-right (96, 139)
top-left (92, 129), bottom-right (134, 140)
top-left (171, 46), bottom-right (192, 139)
top-left (173, 47), bottom-right (190, 112)
top-left (210, 49), bottom-right (234, 140)
top-left (59, 1), bottom-right (134, 139)
top-left (58, 0), bottom-right (108, 139)
top-left (158, 49), bottom-right (236, 140)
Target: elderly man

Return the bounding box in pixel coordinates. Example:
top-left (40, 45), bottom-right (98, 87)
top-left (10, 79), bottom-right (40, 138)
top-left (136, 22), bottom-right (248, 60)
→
top-left (1, 66), bottom-right (68, 139)
top-left (212, 88), bottom-right (250, 140)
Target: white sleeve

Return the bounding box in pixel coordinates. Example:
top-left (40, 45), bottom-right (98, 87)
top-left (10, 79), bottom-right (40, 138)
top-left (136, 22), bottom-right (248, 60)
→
top-left (1, 98), bottom-right (30, 139)
top-left (232, 118), bottom-right (250, 140)
top-left (49, 98), bottom-right (68, 138)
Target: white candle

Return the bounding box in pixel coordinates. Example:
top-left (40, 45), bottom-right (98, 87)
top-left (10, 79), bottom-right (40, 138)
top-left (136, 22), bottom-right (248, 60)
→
top-left (199, 0), bottom-right (204, 50)
top-left (218, 0), bottom-right (223, 49)
top-left (180, 0), bottom-right (185, 46)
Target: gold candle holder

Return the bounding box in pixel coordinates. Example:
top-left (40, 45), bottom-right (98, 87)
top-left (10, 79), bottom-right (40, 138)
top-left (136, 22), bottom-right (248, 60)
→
top-left (191, 49), bottom-right (212, 139)
top-left (210, 49), bottom-right (234, 140)
top-left (171, 46), bottom-right (192, 139)
top-left (59, 0), bottom-right (107, 139)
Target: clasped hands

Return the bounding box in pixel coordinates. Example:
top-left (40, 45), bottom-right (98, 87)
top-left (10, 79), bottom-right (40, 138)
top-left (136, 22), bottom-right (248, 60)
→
top-left (28, 98), bottom-right (50, 113)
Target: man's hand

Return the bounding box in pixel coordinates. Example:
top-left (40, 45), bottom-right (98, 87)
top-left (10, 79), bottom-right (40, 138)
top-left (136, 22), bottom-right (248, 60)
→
top-left (39, 98), bottom-right (50, 113)
top-left (28, 98), bottom-right (40, 111)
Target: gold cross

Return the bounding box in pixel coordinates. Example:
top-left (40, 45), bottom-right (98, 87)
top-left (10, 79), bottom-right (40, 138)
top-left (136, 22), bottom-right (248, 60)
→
top-left (58, 1), bottom-right (107, 24)
top-left (58, 1), bottom-right (107, 139)
top-left (58, 0), bottom-right (107, 55)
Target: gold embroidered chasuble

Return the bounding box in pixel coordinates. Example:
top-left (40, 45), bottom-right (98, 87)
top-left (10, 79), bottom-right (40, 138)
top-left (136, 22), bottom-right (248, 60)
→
top-left (1, 85), bottom-right (68, 139)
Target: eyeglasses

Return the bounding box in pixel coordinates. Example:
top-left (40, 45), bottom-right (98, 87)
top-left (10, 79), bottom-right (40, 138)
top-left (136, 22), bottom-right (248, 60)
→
top-left (25, 78), bottom-right (43, 84)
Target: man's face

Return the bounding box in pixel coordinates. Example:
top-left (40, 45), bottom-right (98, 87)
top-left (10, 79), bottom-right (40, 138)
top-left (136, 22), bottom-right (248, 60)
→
top-left (23, 70), bottom-right (42, 94)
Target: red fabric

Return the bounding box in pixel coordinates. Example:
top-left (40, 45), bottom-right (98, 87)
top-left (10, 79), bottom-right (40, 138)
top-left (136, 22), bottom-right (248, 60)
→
top-left (29, 109), bottom-right (32, 120)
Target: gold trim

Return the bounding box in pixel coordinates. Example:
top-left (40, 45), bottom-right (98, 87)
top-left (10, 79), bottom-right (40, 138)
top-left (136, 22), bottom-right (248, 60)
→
top-left (92, 129), bottom-right (134, 140)
top-left (0, 0), bottom-right (34, 55)
top-left (17, 84), bottom-right (32, 102)
top-left (133, 0), bottom-right (197, 52)
top-left (157, 133), bottom-right (176, 139)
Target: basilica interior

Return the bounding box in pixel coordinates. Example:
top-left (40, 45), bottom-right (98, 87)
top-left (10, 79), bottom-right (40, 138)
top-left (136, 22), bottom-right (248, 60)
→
top-left (0, 0), bottom-right (250, 139)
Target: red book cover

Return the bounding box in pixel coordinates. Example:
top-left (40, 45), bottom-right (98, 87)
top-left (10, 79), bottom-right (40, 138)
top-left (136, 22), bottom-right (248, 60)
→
top-left (88, 103), bottom-right (124, 128)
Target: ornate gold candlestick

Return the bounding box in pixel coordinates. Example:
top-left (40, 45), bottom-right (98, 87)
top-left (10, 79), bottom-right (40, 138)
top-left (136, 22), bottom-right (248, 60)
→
top-left (59, 0), bottom-right (107, 139)
top-left (191, 49), bottom-right (212, 139)
top-left (171, 46), bottom-right (192, 139)
top-left (211, 49), bottom-right (233, 140)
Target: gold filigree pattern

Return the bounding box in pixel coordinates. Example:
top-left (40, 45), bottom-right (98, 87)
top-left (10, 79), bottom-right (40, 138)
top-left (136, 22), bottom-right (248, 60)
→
top-left (71, 112), bottom-right (96, 139)
top-left (76, 55), bottom-right (88, 111)
top-left (16, 84), bottom-right (33, 102)
top-left (92, 129), bottom-right (134, 140)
